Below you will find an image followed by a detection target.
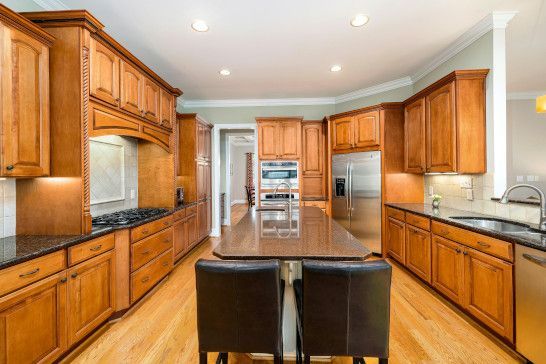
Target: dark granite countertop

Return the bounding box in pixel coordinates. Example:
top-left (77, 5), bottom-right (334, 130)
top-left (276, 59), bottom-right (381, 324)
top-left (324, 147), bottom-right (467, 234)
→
top-left (0, 202), bottom-right (199, 270)
top-left (213, 206), bottom-right (371, 261)
top-left (386, 203), bottom-right (546, 252)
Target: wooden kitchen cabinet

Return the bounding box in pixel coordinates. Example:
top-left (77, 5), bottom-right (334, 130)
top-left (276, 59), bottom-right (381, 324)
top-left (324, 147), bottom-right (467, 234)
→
top-left (120, 60), bottom-right (143, 116)
top-left (142, 78), bottom-right (160, 123)
top-left (67, 250), bottom-right (115, 345)
top-left (160, 89), bottom-right (174, 128)
top-left (302, 122), bottom-right (324, 175)
top-left (256, 118), bottom-right (303, 159)
top-left (332, 117), bottom-right (353, 151)
top-left (0, 272), bottom-right (67, 364)
top-left (0, 12), bottom-right (53, 177)
top-left (90, 37), bottom-right (119, 106)
top-left (187, 212), bottom-right (198, 248)
top-left (463, 247), bottom-right (513, 341)
top-left (405, 224), bottom-right (431, 283)
top-left (354, 110), bottom-right (380, 148)
top-left (404, 98), bottom-right (426, 173)
top-left (197, 200), bottom-right (209, 241)
top-left (386, 217), bottom-right (405, 264)
top-left (432, 235), bottom-right (464, 305)
top-left (173, 217), bottom-right (189, 260)
top-left (426, 82), bottom-right (456, 172)
top-left (404, 70), bottom-right (488, 174)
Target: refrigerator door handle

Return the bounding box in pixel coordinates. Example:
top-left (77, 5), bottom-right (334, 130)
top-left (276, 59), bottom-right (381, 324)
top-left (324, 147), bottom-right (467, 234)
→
top-left (349, 160), bottom-right (353, 212)
top-left (345, 162), bottom-right (350, 215)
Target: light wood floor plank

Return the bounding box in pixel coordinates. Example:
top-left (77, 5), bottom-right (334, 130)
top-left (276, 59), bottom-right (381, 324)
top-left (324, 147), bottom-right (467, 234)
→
top-left (67, 204), bottom-right (521, 363)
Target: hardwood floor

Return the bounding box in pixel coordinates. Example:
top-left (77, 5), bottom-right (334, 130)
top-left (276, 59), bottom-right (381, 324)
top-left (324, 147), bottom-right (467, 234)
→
top-left (66, 204), bottom-right (521, 364)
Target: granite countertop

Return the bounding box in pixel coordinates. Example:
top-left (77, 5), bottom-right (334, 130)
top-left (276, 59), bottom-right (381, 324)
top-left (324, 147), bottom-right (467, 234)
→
top-left (213, 206), bottom-right (372, 261)
top-left (386, 203), bottom-right (546, 252)
top-left (0, 202), bottom-right (198, 270)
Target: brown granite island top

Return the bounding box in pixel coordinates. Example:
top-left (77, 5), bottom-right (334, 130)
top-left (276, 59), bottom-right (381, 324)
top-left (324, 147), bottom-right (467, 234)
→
top-left (213, 207), bottom-right (372, 261)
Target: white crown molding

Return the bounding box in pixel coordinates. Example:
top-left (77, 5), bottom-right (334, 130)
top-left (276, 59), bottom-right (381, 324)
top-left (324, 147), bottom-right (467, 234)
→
top-left (507, 91), bottom-right (545, 100)
top-left (411, 11), bottom-right (517, 83)
top-left (33, 0), bottom-right (69, 10)
top-left (182, 97), bottom-right (335, 108)
top-left (335, 76), bottom-right (413, 104)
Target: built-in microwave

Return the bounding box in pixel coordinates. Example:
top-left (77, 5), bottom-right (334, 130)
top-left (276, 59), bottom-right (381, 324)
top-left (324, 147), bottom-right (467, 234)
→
top-left (260, 161), bottom-right (299, 189)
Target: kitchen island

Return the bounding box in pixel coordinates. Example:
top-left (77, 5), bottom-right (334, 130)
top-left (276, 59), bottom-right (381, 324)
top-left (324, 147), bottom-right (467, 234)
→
top-left (213, 206), bottom-right (372, 360)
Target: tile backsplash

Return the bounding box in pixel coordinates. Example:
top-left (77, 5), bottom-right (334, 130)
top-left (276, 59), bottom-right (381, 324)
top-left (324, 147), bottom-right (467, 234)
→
top-left (90, 135), bottom-right (138, 216)
top-left (0, 179), bottom-right (16, 238)
top-left (425, 173), bottom-right (540, 225)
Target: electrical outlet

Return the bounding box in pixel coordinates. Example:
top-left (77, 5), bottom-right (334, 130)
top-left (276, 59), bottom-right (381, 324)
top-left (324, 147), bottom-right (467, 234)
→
top-left (466, 189), bottom-right (474, 201)
top-left (517, 175), bottom-right (524, 182)
top-left (527, 175), bottom-right (536, 182)
top-left (130, 189), bottom-right (136, 199)
top-left (428, 185), bottom-right (434, 196)
top-left (459, 177), bottom-right (472, 189)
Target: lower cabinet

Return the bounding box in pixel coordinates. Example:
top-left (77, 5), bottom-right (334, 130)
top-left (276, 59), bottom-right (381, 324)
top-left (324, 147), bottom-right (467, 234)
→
top-left (405, 224), bottom-right (432, 283)
top-left (173, 217), bottom-right (189, 260)
top-left (67, 251), bottom-right (115, 345)
top-left (0, 272), bottom-right (67, 364)
top-left (432, 235), bottom-right (464, 305)
top-left (187, 213), bottom-right (198, 248)
top-left (197, 199), bottom-right (211, 241)
top-left (386, 217), bottom-right (406, 264)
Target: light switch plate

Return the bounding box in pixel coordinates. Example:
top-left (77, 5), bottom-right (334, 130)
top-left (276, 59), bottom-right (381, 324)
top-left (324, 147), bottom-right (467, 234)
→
top-left (466, 189), bottom-right (474, 201)
top-left (130, 189), bottom-right (135, 199)
top-left (428, 185), bottom-right (434, 196)
top-left (459, 177), bottom-right (472, 189)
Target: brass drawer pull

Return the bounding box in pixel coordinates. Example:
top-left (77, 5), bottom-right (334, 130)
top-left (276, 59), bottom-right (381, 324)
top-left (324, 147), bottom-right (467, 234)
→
top-left (162, 261), bottom-right (169, 267)
top-left (71, 272), bottom-right (78, 279)
top-left (141, 249), bottom-right (151, 255)
top-left (440, 229), bottom-right (450, 235)
top-left (19, 268), bottom-right (40, 278)
top-left (455, 248), bottom-right (462, 254)
top-left (477, 241), bottom-right (491, 248)
top-left (141, 229), bottom-right (150, 234)
top-left (163, 238), bottom-right (171, 243)
top-left (141, 276), bottom-right (150, 283)
top-left (89, 244), bottom-right (102, 252)
top-left (163, 221), bottom-right (170, 226)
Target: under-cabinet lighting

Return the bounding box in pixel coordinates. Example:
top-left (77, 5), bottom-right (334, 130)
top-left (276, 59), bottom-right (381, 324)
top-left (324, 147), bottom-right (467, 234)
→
top-left (537, 95), bottom-right (546, 113)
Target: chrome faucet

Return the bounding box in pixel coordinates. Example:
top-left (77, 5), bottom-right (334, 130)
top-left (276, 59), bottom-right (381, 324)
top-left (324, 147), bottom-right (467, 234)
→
top-left (273, 181), bottom-right (293, 214)
top-left (500, 184), bottom-right (546, 231)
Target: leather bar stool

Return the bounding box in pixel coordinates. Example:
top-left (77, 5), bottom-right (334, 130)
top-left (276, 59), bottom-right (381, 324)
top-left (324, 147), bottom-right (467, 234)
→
top-left (195, 259), bottom-right (284, 364)
top-left (293, 260), bottom-right (392, 364)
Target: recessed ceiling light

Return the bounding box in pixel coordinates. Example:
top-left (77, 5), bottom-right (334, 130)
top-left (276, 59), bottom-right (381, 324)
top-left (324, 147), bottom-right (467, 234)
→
top-left (219, 69), bottom-right (231, 76)
top-left (330, 65), bottom-right (342, 72)
top-left (350, 14), bottom-right (369, 27)
top-left (191, 20), bottom-right (209, 32)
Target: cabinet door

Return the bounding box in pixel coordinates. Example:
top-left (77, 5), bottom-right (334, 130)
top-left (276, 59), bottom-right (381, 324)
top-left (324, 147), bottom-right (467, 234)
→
top-left (386, 217), bottom-right (405, 264)
top-left (1, 25), bottom-right (50, 177)
top-left (187, 214), bottom-right (198, 248)
top-left (432, 235), bottom-right (464, 305)
top-left (159, 89), bottom-right (174, 128)
top-left (204, 126), bottom-right (212, 161)
top-left (142, 78), bottom-right (160, 123)
top-left (405, 225), bottom-right (432, 283)
top-left (332, 117), bottom-right (353, 151)
top-left (197, 201), bottom-right (207, 240)
top-left (120, 60), bottom-right (143, 116)
top-left (354, 111), bottom-right (380, 148)
top-left (196, 123), bottom-right (206, 160)
top-left (206, 199), bottom-right (212, 236)
top-left (302, 123), bottom-right (323, 175)
top-left (89, 38), bottom-right (119, 106)
top-left (404, 98), bottom-right (426, 173)
top-left (67, 251), bottom-right (115, 345)
top-left (426, 82), bottom-right (457, 172)
top-left (196, 161), bottom-right (209, 200)
top-left (173, 218), bottom-right (188, 258)
top-left (0, 272), bottom-right (67, 364)
top-left (463, 248), bottom-right (513, 341)
top-left (279, 121), bottom-right (301, 159)
top-left (258, 122), bottom-right (279, 159)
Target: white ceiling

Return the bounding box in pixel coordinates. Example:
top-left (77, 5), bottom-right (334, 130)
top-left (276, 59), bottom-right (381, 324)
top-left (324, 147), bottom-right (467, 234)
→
top-left (18, 0), bottom-right (546, 99)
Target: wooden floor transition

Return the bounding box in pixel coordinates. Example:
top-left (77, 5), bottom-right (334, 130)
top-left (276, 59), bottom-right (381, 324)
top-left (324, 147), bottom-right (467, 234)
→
top-left (66, 204), bottom-right (522, 363)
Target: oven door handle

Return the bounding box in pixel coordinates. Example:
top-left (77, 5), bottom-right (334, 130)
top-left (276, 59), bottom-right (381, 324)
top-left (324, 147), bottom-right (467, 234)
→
top-left (523, 253), bottom-right (546, 267)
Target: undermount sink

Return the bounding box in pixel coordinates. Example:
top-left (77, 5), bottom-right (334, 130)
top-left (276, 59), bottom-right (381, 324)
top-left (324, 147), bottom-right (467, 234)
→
top-left (449, 216), bottom-right (533, 233)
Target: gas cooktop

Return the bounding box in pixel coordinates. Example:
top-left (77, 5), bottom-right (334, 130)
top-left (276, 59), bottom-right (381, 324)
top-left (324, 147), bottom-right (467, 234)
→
top-left (92, 208), bottom-right (168, 226)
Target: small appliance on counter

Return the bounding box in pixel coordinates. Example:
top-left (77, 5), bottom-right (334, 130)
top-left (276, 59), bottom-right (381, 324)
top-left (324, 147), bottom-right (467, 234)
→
top-left (176, 187), bottom-right (184, 206)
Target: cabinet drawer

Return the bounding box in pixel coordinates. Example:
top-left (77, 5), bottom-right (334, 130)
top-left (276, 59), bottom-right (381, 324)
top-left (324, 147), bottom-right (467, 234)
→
top-left (186, 205), bottom-right (197, 216)
top-left (131, 216), bottom-right (173, 242)
top-left (0, 250), bottom-right (66, 297)
top-left (406, 213), bottom-right (430, 231)
top-left (131, 228), bottom-right (173, 271)
top-left (173, 208), bottom-right (186, 221)
top-left (432, 221), bottom-right (513, 262)
top-left (68, 234), bottom-right (115, 266)
top-left (386, 207), bottom-right (405, 221)
top-left (131, 249), bottom-right (173, 303)
top-left (303, 200), bottom-right (326, 209)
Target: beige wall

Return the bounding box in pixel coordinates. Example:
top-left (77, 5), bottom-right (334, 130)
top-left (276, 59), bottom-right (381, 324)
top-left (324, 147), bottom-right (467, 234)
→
top-left (230, 144), bottom-right (254, 204)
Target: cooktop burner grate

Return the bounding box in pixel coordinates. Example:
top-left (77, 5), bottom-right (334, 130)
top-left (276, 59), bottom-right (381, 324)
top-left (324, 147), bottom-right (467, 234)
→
top-left (92, 208), bottom-right (168, 226)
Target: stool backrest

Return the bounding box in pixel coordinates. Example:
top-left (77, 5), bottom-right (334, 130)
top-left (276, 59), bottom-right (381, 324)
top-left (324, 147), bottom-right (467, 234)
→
top-left (195, 259), bottom-right (283, 355)
top-left (302, 259), bottom-right (391, 358)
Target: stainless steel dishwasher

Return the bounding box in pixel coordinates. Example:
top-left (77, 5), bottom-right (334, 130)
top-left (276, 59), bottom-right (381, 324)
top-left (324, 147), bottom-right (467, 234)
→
top-left (516, 244), bottom-right (546, 364)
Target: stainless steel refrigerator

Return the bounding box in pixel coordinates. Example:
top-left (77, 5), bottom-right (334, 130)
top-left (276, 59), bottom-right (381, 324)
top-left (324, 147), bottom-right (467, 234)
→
top-left (332, 151), bottom-right (382, 254)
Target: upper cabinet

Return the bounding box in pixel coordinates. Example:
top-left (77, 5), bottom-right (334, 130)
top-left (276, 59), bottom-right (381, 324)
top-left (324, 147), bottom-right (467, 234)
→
top-left (90, 38), bottom-right (119, 106)
top-left (331, 110), bottom-right (380, 153)
top-left (120, 60), bottom-right (143, 116)
top-left (404, 70), bottom-right (488, 174)
top-left (301, 120), bottom-right (327, 199)
top-left (160, 88), bottom-right (175, 128)
top-left (0, 5), bottom-right (54, 177)
top-left (142, 78), bottom-right (160, 123)
top-left (256, 118), bottom-right (302, 160)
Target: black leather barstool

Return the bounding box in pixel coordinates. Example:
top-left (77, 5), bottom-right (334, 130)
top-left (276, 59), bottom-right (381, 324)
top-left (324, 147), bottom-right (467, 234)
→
top-left (293, 260), bottom-right (392, 364)
top-left (195, 259), bottom-right (284, 364)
